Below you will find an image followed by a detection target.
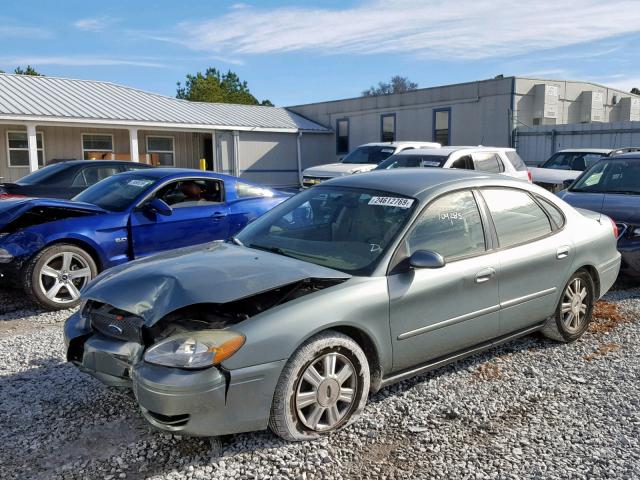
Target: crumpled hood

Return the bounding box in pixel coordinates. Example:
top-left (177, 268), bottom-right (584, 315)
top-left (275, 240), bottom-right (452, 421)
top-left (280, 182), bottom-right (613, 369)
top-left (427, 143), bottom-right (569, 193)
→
top-left (303, 163), bottom-right (377, 177)
top-left (529, 167), bottom-right (582, 185)
top-left (0, 197), bottom-right (105, 226)
top-left (82, 242), bottom-right (351, 325)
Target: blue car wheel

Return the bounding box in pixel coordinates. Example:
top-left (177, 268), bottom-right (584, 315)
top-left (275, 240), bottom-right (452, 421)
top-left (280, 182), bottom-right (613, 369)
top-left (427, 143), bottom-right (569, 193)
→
top-left (23, 244), bottom-right (98, 310)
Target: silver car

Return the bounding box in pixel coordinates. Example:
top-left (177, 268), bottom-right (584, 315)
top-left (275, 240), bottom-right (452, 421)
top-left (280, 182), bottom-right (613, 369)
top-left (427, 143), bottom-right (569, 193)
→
top-left (64, 169), bottom-right (621, 441)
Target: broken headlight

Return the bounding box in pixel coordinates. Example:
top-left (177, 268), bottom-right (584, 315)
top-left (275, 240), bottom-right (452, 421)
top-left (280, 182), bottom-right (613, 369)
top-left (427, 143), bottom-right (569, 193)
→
top-left (144, 330), bottom-right (245, 369)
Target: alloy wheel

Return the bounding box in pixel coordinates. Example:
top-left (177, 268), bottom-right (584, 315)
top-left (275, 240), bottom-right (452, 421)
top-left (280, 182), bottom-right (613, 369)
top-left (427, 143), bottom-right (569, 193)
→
top-left (38, 251), bottom-right (92, 304)
top-left (561, 277), bottom-right (589, 334)
top-left (295, 352), bottom-right (356, 431)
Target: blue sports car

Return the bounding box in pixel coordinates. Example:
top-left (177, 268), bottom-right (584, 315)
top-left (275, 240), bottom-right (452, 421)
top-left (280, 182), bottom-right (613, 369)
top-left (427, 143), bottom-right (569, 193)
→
top-left (558, 153), bottom-right (640, 278)
top-left (0, 169), bottom-right (289, 309)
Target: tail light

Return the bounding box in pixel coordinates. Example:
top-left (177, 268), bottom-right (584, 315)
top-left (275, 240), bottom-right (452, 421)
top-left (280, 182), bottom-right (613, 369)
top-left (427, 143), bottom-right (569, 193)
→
top-left (610, 218), bottom-right (619, 239)
top-left (527, 170), bottom-right (533, 182)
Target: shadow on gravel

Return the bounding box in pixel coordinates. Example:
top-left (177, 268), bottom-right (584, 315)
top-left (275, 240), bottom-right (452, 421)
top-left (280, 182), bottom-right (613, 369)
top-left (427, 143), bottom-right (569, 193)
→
top-left (0, 286), bottom-right (48, 318)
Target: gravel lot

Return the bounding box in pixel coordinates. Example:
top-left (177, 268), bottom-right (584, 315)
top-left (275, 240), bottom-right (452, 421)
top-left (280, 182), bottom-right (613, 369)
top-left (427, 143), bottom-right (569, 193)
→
top-left (1, 282), bottom-right (639, 480)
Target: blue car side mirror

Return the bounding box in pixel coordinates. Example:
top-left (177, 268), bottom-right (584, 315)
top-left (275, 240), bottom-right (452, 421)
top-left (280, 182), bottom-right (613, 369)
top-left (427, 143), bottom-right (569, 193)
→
top-left (409, 250), bottom-right (446, 269)
top-left (147, 198), bottom-right (173, 216)
top-left (562, 179), bottom-right (574, 188)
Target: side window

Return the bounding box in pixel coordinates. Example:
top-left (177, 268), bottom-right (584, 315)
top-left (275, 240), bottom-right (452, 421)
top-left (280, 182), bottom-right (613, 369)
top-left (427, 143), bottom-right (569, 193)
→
top-left (481, 188), bottom-right (552, 248)
top-left (536, 196), bottom-right (566, 230)
top-left (406, 190), bottom-right (486, 260)
top-left (154, 179), bottom-right (223, 207)
top-left (236, 182), bottom-right (273, 198)
top-left (450, 155), bottom-right (473, 170)
top-left (473, 153), bottom-right (504, 173)
top-left (72, 166), bottom-right (119, 187)
top-left (504, 151), bottom-right (527, 171)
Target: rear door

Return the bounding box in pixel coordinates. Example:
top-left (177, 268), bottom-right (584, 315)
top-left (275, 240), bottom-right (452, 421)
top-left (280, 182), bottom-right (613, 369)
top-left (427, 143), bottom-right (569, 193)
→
top-left (130, 178), bottom-right (230, 257)
top-left (388, 189), bottom-right (500, 371)
top-left (479, 187), bottom-right (572, 334)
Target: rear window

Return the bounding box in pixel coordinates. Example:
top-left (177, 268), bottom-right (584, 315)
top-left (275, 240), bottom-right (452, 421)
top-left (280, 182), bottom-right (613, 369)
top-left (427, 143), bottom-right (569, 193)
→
top-left (505, 151), bottom-right (527, 171)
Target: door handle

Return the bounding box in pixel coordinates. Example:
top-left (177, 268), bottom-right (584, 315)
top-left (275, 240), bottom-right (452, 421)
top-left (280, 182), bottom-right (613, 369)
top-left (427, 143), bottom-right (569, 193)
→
top-left (475, 268), bottom-right (496, 284)
top-left (212, 212), bottom-right (228, 221)
top-left (556, 246), bottom-right (570, 259)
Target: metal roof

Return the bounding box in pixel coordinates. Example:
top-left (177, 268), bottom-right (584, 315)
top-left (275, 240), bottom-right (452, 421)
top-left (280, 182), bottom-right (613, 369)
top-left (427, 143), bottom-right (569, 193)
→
top-left (0, 73), bottom-right (330, 133)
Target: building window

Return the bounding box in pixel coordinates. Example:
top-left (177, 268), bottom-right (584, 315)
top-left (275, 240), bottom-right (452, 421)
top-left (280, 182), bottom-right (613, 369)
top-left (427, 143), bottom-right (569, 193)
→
top-left (336, 118), bottom-right (349, 155)
top-left (433, 108), bottom-right (451, 146)
top-left (146, 136), bottom-right (175, 166)
top-left (7, 131), bottom-right (45, 167)
top-left (82, 133), bottom-right (113, 160)
top-left (380, 114), bottom-right (396, 142)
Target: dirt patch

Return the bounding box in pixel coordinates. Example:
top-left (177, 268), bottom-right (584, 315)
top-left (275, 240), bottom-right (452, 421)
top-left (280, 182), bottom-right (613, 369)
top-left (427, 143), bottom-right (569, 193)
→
top-left (473, 362), bottom-right (502, 381)
top-left (584, 342), bottom-right (621, 361)
top-left (589, 300), bottom-right (630, 334)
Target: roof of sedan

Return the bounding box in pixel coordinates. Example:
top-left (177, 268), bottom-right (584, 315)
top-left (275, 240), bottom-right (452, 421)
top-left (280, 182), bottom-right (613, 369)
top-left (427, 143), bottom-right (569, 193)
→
top-left (124, 167), bottom-right (240, 182)
top-left (324, 168), bottom-right (496, 198)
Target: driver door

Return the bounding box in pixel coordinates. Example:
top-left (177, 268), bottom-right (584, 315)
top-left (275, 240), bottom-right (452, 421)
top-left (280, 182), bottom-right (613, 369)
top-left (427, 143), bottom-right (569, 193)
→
top-left (388, 190), bottom-right (500, 371)
top-left (130, 178), bottom-right (230, 258)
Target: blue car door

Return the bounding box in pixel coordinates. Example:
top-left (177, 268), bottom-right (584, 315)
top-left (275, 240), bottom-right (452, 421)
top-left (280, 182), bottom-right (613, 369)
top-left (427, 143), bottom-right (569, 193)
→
top-left (129, 178), bottom-right (230, 258)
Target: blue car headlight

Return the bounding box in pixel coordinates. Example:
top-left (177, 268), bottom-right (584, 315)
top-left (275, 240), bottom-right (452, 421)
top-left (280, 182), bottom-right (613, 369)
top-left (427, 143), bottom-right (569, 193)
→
top-left (144, 330), bottom-right (245, 369)
top-left (633, 227), bottom-right (640, 237)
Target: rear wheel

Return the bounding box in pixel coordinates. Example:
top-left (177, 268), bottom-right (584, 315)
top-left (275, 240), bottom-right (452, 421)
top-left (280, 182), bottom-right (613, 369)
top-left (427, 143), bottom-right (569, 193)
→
top-left (542, 270), bottom-right (594, 342)
top-left (269, 331), bottom-right (370, 441)
top-left (23, 244), bottom-right (97, 310)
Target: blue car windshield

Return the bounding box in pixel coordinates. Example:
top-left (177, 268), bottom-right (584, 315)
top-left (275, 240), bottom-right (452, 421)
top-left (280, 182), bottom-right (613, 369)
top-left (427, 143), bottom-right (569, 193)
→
top-left (570, 160), bottom-right (640, 194)
top-left (73, 173), bottom-right (158, 211)
top-left (235, 186), bottom-right (416, 275)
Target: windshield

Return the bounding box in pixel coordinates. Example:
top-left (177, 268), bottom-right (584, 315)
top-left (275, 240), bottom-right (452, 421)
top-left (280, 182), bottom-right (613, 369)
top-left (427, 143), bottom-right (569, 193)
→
top-left (570, 160), bottom-right (640, 194)
top-left (73, 173), bottom-right (158, 211)
top-left (542, 152), bottom-right (606, 171)
top-left (16, 163), bottom-right (70, 185)
top-left (376, 153), bottom-right (448, 170)
top-left (235, 186), bottom-right (416, 275)
top-left (341, 146), bottom-right (397, 165)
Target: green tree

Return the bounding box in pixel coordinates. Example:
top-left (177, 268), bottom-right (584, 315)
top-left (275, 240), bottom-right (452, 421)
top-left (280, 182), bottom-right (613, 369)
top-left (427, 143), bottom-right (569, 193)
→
top-left (176, 68), bottom-right (272, 106)
top-left (13, 65), bottom-right (43, 76)
top-left (362, 75), bottom-right (418, 96)
top-left (632, 87), bottom-right (640, 95)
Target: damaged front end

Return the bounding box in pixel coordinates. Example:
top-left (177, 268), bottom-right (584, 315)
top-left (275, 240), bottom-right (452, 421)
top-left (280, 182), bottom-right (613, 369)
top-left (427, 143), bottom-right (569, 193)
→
top-left (64, 277), bottom-right (347, 435)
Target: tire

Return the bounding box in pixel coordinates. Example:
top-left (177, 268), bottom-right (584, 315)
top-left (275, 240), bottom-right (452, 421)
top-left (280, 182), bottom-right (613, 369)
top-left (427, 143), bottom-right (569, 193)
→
top-left (23, 244), bottom-right (98, 310)
top-left (542, 270), bottom-right (595, 343)
top-left (269, 331), bottom-right (370, 441)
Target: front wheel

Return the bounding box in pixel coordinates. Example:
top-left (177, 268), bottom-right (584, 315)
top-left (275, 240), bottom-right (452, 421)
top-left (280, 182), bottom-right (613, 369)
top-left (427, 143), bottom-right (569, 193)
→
top-left (542, 270), bottom-right (595, 342)
top-left (269, 331), bottom-right (370, 441)
top-left (23, 244), bottom-right (97, 310)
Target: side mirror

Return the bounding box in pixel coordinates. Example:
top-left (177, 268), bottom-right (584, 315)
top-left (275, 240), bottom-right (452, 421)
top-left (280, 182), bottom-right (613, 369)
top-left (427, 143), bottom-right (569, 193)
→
top-left (562, 179), bottom-right (574, 188)
top-left (147, 198), bottom-right (173, 216)
top-left (409, 250), bottom-right (446, 269)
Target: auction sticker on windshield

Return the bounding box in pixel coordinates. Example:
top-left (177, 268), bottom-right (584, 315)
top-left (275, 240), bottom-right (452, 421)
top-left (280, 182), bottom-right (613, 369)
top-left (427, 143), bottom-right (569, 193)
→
top-left (128, 179), bottom-right (154, 188)
top-left (369, 196), bottom-right (414, 208)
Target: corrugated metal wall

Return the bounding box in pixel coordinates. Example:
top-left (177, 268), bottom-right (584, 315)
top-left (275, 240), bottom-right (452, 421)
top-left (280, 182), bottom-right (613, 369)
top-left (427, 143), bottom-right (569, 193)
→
top-left (238, 131), bottom-right (299, 186)
top-left (515, 121), bottom-right (640, 165)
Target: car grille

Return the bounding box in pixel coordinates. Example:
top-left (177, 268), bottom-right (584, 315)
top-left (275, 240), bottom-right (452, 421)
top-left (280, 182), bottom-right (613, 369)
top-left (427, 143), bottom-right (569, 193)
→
top-left (89, 303), bottom-right (145, 343)
top-left (302, 176), bottom-right (331, 187)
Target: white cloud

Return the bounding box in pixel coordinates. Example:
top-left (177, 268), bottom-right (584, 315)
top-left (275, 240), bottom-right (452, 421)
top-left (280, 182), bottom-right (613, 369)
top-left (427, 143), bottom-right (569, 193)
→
top-left (169, 0), bottom-right (640, 60)
top-left (73, 16), bottom-right (116, 32)
top-left (0, 56), bottom-right (166, 68)
top-left (0, 25), bottom-right (52, 39)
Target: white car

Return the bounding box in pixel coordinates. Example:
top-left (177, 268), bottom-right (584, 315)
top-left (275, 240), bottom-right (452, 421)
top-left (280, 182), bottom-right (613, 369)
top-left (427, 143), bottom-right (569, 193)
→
top-left (302, 141), bottom-right (440, 187)
top-left (375, 146), bottom-right (532, 182)
top-left (528, 148), bottom-right (614, 192)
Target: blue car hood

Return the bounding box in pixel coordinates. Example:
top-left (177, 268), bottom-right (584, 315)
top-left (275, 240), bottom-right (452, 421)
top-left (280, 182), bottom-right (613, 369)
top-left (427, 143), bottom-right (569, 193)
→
top-left (0, 197), bottom-right (106, 225)
top-left (82, 242), bottom-right (351, 325)
top-left (558, 191), bottom-right (640, 224)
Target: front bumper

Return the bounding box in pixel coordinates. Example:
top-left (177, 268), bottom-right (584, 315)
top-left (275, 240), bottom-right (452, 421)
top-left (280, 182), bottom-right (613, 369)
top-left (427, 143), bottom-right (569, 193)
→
top-left (64, 312), bottom-right (287, 437)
